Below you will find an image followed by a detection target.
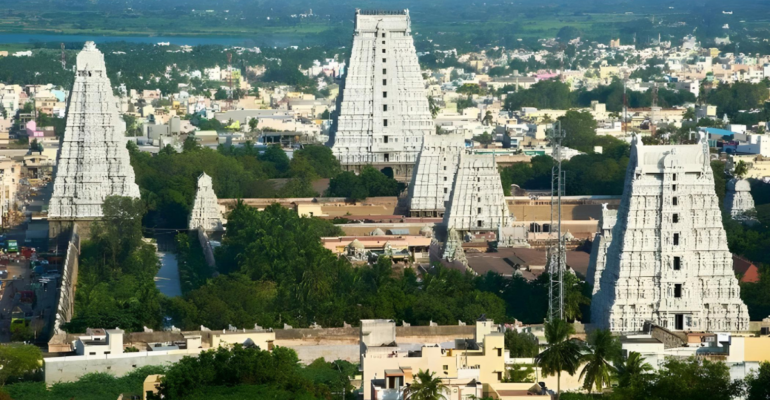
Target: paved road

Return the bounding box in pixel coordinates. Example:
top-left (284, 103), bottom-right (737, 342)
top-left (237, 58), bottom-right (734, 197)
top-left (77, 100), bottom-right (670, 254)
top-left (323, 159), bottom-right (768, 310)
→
top-left (154, 252), bottom-right (182, 298)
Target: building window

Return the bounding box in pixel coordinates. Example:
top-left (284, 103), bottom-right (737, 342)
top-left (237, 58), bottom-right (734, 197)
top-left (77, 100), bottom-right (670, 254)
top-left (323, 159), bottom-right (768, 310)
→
top-left (443, 166), bottom-right (447, 170)
top-left (478, 197), bottom-right (481, 202)
top-left (673, 173), bottom-right (677, 181)
top-left (89, 352), bottom-right (96, 355)
top-left (382, 41), bottom-right (386, 45)
top-left (444, 188), bottom-right (448, 194)
top-left (382, 33), bottom-right (386, 38)
top-left (384, 153), bottom-right (389, 162)
top-left (673, 233), bottom-right (680, 246)
top-left (673, 213), bottom-right (679, 223)
top-left (477, 208), bottom-right (482, 214)
top-left (672, 197), bottom-right (678, 206)
top-left (383, 119), bottom-right (388, 127)
top-left (672, 184), bottom-right (677, 191)
top-left (383, 91), bottom-right (387, 98)
top-left (383, 104), bottom-right (388, 111)
top-left (383, 79), bottom-right (387, 85)
top-left (382, 49), bottom-right (386, 53)
top-left (477, 220), bottom-right (483, 227)
top-left (497, 348), bottom-right (503, 357)
top-left (382, 58), bottom-right (386, 63)
top-left (443, 365), bottom-right (448, 370)
top-left (444, 177), bottom-right (447, 181)
top-left (673, 256), bottom-right (681, 270)
top-left (674, 284), bottom-right (682, 298)
top-left (383, 68), bottom-right (387, 74)
top-left (384, 136), bottom-right (389, 143)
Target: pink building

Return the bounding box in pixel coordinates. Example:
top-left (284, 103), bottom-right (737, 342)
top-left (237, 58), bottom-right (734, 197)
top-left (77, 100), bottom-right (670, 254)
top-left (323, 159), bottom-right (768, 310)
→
top-left (25, 120), bottom-right (44, 138)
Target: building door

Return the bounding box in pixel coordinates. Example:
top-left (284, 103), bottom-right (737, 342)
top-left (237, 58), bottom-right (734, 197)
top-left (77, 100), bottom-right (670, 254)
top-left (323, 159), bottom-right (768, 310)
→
top-left (675, 314), bottom-right (684, 330)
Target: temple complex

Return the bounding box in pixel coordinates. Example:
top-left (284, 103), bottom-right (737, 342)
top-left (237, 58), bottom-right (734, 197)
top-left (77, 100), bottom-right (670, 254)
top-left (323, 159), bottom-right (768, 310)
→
top-left (188, 173), bottom-right (226, 232)
top-left (591, 134), bottom-right (749, 332)
top-left (724, 178), bottom-right (756, 220)
top-left (407, 134), bottom-right (465, 217)
top-left (49, 42), bottom-right (140, 239)
top-left (330, 9), bottom-right (434, 182)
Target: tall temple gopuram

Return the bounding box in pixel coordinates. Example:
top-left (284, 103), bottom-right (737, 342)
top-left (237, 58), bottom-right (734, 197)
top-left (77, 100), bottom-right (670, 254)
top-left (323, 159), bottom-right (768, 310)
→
top-left (591, 133), bottom-right (749, 332)
top-left (49, 42), bottom-right (140, 239)
top-left (330, 9), bottom-right (434, 182)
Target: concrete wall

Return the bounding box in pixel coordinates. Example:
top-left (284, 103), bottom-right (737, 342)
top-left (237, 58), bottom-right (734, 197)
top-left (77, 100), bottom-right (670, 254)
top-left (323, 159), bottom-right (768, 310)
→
top-left (197, 229), bottom-right (216, 267)
top-left (45, 351), bottom-right (195, 385)
top-left (53, 225), bottom-right (80, 335)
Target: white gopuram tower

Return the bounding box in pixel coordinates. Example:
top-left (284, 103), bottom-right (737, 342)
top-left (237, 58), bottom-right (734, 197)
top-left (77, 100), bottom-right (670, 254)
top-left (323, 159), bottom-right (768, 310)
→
top-left (49, 42), bottom-right (140, 239)
top-left (591, 133), bottom-right (749, 332)
top-left (407, 134), bottom-right (465, 217)
top-left (188, 173), bottom-right (226, 232)
top-left (330, 9), bottom-right (434, 182)
top-left (443, 153), bottom-right (513, 234)
top-left (724, 178), bottom-right (755, 220)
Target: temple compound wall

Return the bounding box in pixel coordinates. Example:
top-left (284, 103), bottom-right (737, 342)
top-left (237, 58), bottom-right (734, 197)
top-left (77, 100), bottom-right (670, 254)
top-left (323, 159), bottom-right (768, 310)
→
top-left (586, 204), bottom-right (617, 295)
top-left (330, 10), bottom-right (434, 182)
top-left (49, 42), bottom-right (140, 239)
top-left (591, 134), bottom-right (749, 333)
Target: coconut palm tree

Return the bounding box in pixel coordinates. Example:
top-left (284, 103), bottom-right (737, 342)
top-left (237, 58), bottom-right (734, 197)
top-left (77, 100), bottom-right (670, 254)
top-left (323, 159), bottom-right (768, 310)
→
top-left (615, 351), bottom-right (653, 388)
top-left (403, 369), bottom-right (448, 400)
top-left (579, 329), bottom-right (618, 393)
top-left (535, 319), bottom-right (583, 399)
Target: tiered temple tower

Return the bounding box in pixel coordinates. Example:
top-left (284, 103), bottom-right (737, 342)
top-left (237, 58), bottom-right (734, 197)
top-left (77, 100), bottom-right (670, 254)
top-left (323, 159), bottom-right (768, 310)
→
top-left (724, 178), bottom-right (755, 220)
top-left (407, 134), bottom-right (465, 217)
top-left (591, 134), bottom-right (749, 332)
top-left (443, 153), bottom-right (513, 235)
top-left (188, 173), bottom-right (226, 232)
top-left (330, 9), bottom-right (434, 182)
top-left (49, 42), bottom-right (140, 239)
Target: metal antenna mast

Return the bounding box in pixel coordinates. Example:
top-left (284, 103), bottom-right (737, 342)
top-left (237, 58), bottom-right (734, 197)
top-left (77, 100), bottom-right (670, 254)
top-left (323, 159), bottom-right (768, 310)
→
top-left (548, 121), bottom-right (566, 322)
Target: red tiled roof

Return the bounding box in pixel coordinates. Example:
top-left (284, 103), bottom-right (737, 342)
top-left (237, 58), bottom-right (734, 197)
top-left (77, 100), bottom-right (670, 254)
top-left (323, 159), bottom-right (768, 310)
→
top-left (733, 254), bottom-right (760, 283)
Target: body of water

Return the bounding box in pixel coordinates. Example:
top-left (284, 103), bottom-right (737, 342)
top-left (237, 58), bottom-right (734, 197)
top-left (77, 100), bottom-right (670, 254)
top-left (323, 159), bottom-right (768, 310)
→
top-left (0, 32), bottom-right (297, 47)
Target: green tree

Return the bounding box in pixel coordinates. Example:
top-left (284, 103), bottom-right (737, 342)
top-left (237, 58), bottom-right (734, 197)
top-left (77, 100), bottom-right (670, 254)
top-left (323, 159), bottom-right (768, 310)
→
top-left (0, 345), bottom-right (42, 386)
top-left (745, 361), bottom-right (770, 400)
top-left (563, 273), bottom-right (591, 322)
top-left (259, 145), bottom-right (291, 176)
top-left (29, 139), bottom-right (43, 153)
top-left (559, 111), bottom-right (598, 153)
top-left (734, 160), bottom-right (749, 179)
top-left (403, 369), bottom-right (447, 400)
top-left (615, 351), bottom-right (652, 388)
top-left (535, 319), bottom-right (583, 398)
top-left (482, 110), bottom-right (494, 126)
top-left (290, 145), bottom-right (341, 179)
top-left (473, 132), bottom-right (494, 145)
top-left (504, 329), bottom-right (540, 358)
top-left (579, 329), bottom-right (618, 393)
top-left (248, 118), bottom-right (258, 132)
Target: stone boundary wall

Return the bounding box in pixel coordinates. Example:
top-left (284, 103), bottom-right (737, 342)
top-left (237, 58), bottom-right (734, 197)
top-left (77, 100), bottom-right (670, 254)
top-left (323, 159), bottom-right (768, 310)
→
top-left (53, 225), bottom-right (80, 335)
top-left (197, 229), bottom-right (216, 267)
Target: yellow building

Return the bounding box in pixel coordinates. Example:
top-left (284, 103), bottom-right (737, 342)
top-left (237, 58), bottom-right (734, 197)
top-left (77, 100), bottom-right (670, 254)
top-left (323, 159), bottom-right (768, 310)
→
top-left (360, 319), bottom-right (546, 400)
top-left (143, 374), bottom-right (163, 400)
